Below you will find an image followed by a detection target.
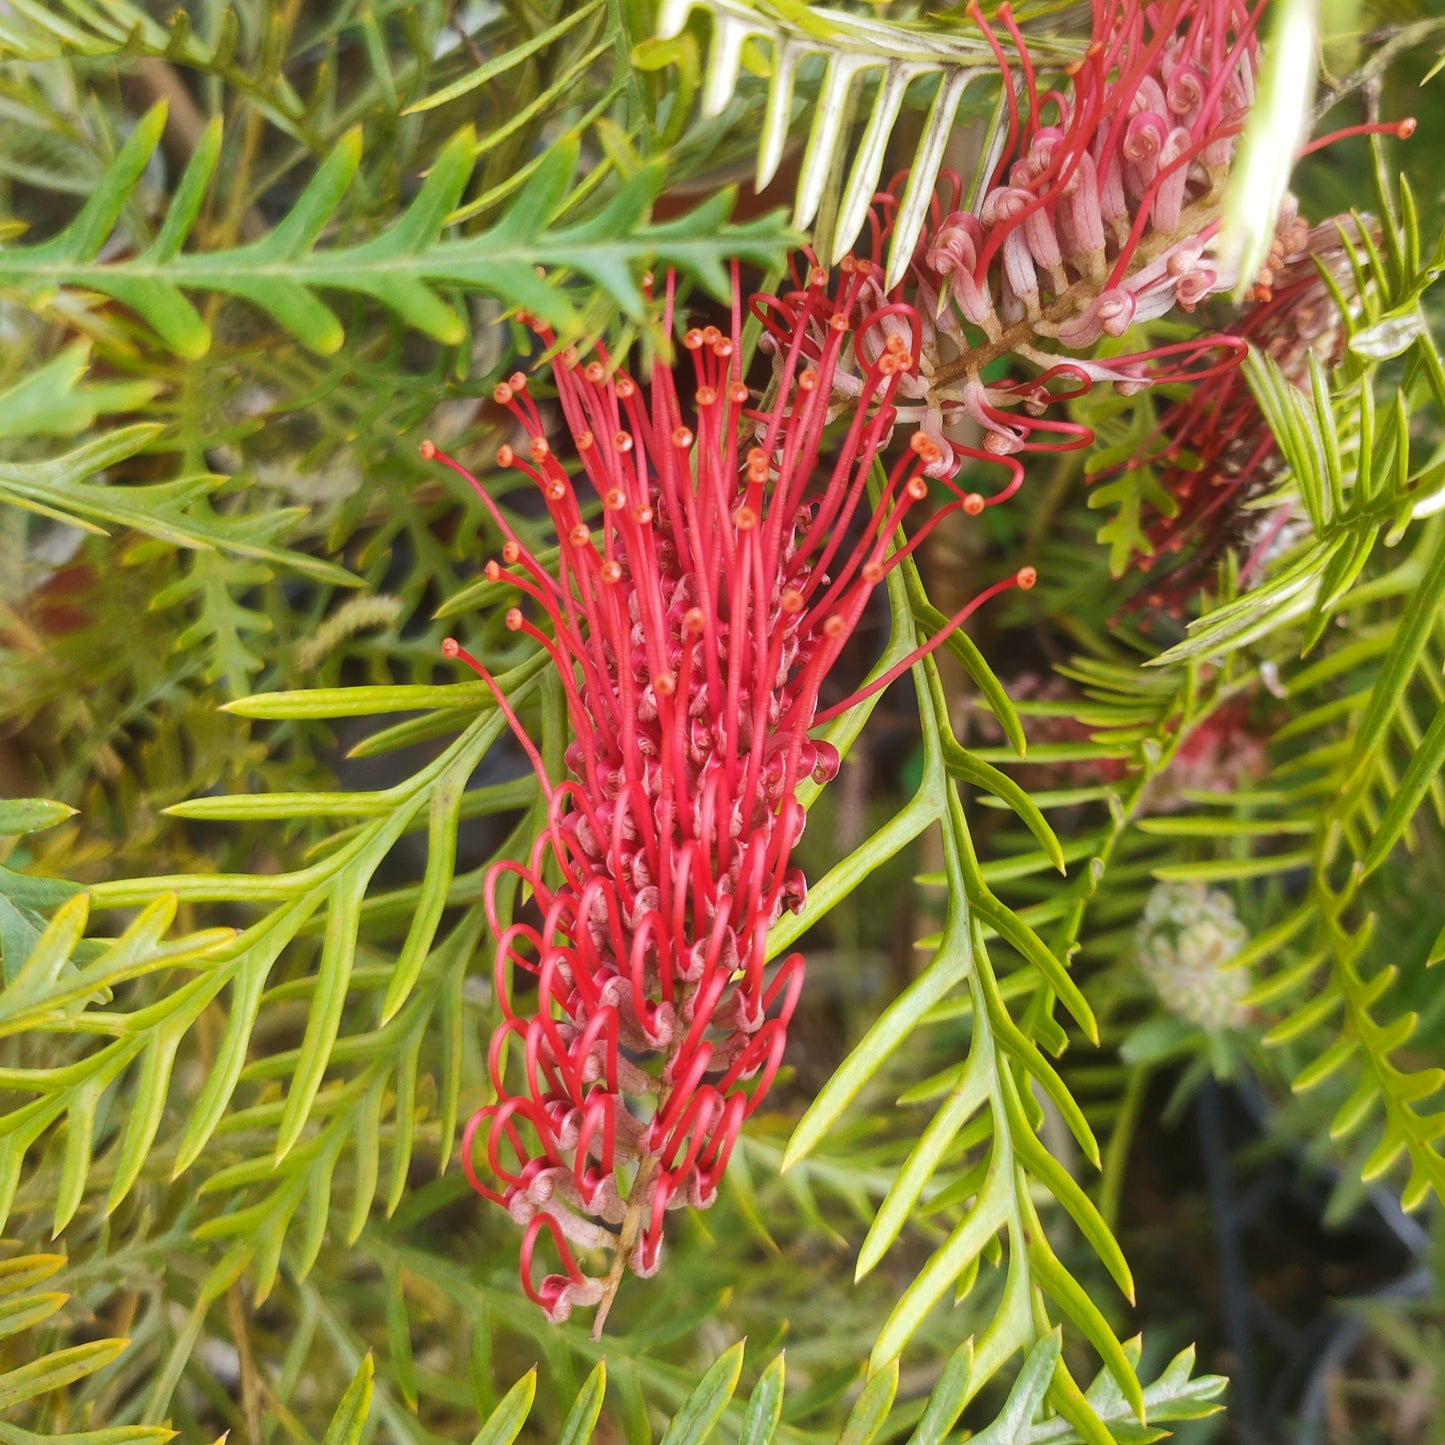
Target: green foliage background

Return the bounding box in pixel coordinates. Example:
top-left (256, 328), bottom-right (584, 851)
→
top-left (1, 1), bottom-right (1444, 1441)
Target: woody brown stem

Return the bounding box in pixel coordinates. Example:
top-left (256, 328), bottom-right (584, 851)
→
top-left (590, 1153), bottom-right (658, 1340)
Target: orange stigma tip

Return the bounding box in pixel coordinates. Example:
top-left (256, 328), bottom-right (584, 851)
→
top-left (906, 477), bottom-right (929, 500)
top-left (613, 431), bottom-right (634, 453)
top-left (634, 505), bottom-right (654, 525)
top-left (616, 377), bottom-right (637, 399)
top-left (419, 439), bottom-right (437, 459)
top-left (964, 493), bottom-right (985, 515)
top-left (570, 525), bottom-right (590, 547)
top-left (528, 438), bottom-right (550, 463)
top-left (442, 637), bottom-right (460, 658)
top-left (696, 387), bottom-right (717, 406)
top-left (910, 432), bottom-right (929, 454)
top-left (505, 608), bottom-right (524, 631)
top-left (560, 345), bottom-right (578, 367)
top-left (840, 256), bottom-right (856, 274)
top-left (780, 589), bottom-right (804, 614)
top-left (714, 339), bottom-right (734, 359)
top-left (508, 371), bottom-right (527, 391)
top-left (862, 561), bottom-right (884, 584)
top-left (1017, 566), bottom-right (1037, 589)
top-left (829, 313), bottom-right (850, 332)
top-left (1398, 117), bottom-right (1417, 138)
top-left (702, 326), bottom-right (721, 346)
top-left (545, 480), bottom-right (565, 500)
top-left (484, 560), bottom-right (502, 581)
top-left (729, 383), bottom-right (749, 403)
top-left (733, 506), bottom-right (758, 531)
top-left (747, 447), bottom-right (766, 466)
top-left (496, 444), bottom-right (514, 467)
top-left (808, 266), bottom-right (828, 287)
top-left (601, 560), bottom-right (623, 583)
top-left (885, 333), bottom-right (907, 354)
top-left (584, 362), bottom-right (606, 384)
top-left (799, 369), bottom-right (818, 391)
top-left (502, 541), bottom-right (520, 564)
top-left (493, 383), bottom-right (514, 405)
top-left (604, 488), bottom-right (626, 511)
top-left (822, 615), bottom-right (846, 638)
top-left (652, 673), bottom-right (676, 697)
top-left (672, 426), bottom-right (694, 448)
top-left (577, 429), bottom-right (595, 450)
top-left (684, 329), bottom-right (704, 350)
top-left (684, 608), bottom-right (706, 633)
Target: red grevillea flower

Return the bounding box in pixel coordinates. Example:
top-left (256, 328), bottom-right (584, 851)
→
top-left (426, 269), bottom-right (1033, 1332)
top-left (1119, 211), bottom-right (1363, 609)
top-left (804, 0), bottom-right (1409, 484)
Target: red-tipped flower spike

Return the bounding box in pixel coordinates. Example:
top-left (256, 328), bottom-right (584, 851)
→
top-left (430, 270), bottom-right (1030, 1332)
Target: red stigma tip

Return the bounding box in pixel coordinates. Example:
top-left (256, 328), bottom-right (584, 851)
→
top-left (613, 431), bottom-right (634, 453)
top-left (442, 637), bottom-right (460, 658)
top-left (1398, 117), bottom-right (1417, 138)
top-left (696, 387), bottom-right (717, 406)
top-left (964, 493), bottom-right (985, 515)
top-left (497, 444), bottom-right (514, 467)
top-left (1017, 566), bottom-right (1037, 589)
top-left (505, 608), bottom-right (524, 631)
top-left (683, 607), bottom-right (706, 633)
top-left (601, 560), bottom-right (622, 583)
top-left (652, 673), bottom-right (676, 697)
top-left (569, 525), bottom-right (590, 547)
top-left (493, 383), bottom-right (514, 405)
top-left (419, 439), bottom-right (437, 460)
top-left (684, 329), bottom-right (704, 351)
top-left (502, 541), bottom-right (520, 564)
top-left (729, 382), bottom-right (749, 403)
top-left (508, 372), bottom-right (528, 391)
top-left (672, 426), bottom-right (694, 448)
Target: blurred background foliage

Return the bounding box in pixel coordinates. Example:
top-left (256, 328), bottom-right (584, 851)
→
top-left (1, 1), bottom-right (1444, 1442)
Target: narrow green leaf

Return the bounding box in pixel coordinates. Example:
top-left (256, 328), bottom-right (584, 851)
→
top-left (736, 1354), bottom-right (783, 1445)
top-left (838, 1360), bottom-right (898, 1445)
top-left (558, 1362), bottom-right (607, 1445)
top-left (320, 1354), bottom-right (374, 1445)
top-left (658, 1340), bottom-right (745, 1445)
top-left (471, 1368), bottom-right (536, 1445)
top-left (0, 1338), bottom-right (129, 1411)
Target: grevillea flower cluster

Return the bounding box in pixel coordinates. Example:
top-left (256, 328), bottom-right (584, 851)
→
top-left (1123, 211), bottom-right (1364, 607)
top-left (428, 269), bottom-right (1032, 1330)
top-left (780, 0), bottom-right (1411, 491)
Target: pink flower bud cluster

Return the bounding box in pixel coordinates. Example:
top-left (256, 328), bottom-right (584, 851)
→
top-left (934, 0), bottom-right (1264, 357)
top-left (428, 269), bottom-right (1034, 1329)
